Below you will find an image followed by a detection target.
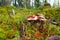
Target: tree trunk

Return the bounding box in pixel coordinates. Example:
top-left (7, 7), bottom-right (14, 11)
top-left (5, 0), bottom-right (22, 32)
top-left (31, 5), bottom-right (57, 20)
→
top-left (18, 0), bottom-right (24, 8)
top-left (35, 0), bottom-right (40, 8)
top-left (45, 0), bottom-right (47, 3)
top-left (23, 0), bottom-right (30, 8)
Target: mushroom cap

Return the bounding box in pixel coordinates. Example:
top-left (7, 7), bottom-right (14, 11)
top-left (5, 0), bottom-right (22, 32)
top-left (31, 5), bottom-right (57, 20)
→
top-left (27, 14), bottom-right (46, 21)
top-left (27, 16), bottom-right (38, 20)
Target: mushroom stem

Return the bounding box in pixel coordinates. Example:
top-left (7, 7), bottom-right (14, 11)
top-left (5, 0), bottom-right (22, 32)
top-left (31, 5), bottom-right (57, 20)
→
top-left (20, 25), bottom-right (26, 40)
top-left (39, 21), bottom-right (44, 33)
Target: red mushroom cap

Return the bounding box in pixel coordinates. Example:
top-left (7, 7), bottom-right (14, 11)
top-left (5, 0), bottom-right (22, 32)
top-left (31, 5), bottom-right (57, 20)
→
top-left (27, 14), bottom-right (46, 21)
top-left (27, 15), bottom-right (38, 21)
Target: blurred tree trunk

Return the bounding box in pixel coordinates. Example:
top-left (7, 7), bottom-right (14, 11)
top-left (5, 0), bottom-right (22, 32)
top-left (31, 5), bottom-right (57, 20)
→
top-left (43, 0), bottom-right (45, 3)
top-left (0, 0), bottom-right (11, 6)
top-left (24, 0), bottom-right (26, 8)
top-left (0, 0), bottom-right (5, 6)
top-left (23, 0), bottom-right (30, 8)
top-left (0, 0), bottom-right (2, 6)
top-left (5, 0), bottom-right (11, 6)
top-left (53, 0), bottom-right (55, 7)
top-left (53, 0), bottom-right (57, 7)
top-left (15, 0), bottom-right (16, 6)
top-left (58, 0), bottom-right (59, 7)
top-left (35, 0), bottom-right (40, 8)
top-left (45, 0), bottom-right (47, 3)
top-left (26, 0), bottom-right (30, 8)
top-left (18, 0), bottom-right (24, 8)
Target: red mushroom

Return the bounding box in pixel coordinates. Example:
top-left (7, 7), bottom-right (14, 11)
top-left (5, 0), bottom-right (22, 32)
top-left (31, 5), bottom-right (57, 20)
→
top-left (27, 14), bottom-right (46, 32)
top-left (27, 14), bottom-right (46, 21)
top-left (27, 15), bottom-right (38, 21)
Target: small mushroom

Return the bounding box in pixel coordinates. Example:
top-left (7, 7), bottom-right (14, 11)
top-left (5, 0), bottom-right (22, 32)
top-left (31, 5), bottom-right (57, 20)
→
top-left (27, 14), bottom-right (46, 32)
top-left (36, 14), bottom-right (46, 32)
top-left (27, 16), bottom-right (38, 21)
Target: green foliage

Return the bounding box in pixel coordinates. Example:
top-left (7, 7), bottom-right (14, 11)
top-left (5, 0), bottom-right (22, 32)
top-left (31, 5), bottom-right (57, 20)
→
top-left (0, 6), bottom-right (60, 40)
top-left (0, 28), bottom-right (6, 40)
